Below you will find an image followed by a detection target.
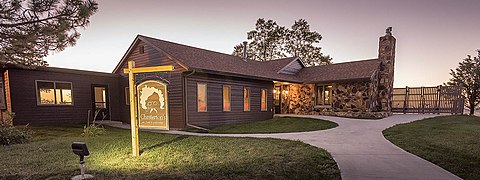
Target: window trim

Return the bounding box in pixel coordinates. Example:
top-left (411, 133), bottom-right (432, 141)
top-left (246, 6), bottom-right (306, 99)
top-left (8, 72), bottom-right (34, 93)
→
top-left (243, 87), bottom-right (251, 112)
top-left (93, 86), bottom-right (108, 109)
top-left (197, 83), bottom-right (207, 112)
top-left (125, 87), bottom-right (130, 105)
top-left (35, 80), bottom-right (74, 106)
top-left (261, 88), bottom-right (268, 111)
top-left (222, 85), bottom-right (231, 112)
top-left (316, 84), bottom-right (332, 106)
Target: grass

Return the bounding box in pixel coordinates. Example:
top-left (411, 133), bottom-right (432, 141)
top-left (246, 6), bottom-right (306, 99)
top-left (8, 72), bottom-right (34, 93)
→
top-left (383, 115), bottom-right (480, 180)
top-left (0, 126), bottom-right (341, 179)
top-left (195, 117), bottom-right (338, 134)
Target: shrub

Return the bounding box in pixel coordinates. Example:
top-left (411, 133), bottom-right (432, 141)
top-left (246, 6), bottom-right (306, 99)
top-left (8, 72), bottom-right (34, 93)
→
top-left (81, 124), bottom-right (106, 137)
top-left (0, 113), bottom-right (32, 145)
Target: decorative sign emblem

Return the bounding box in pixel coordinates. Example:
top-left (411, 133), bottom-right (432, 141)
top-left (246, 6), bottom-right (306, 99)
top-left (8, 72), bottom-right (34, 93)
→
top-left (137, 80), bottom-right (169, 129)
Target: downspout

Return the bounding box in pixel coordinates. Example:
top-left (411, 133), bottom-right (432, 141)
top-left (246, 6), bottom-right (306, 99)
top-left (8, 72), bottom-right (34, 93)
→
top-left (183, 70), bottom-right (209, 131)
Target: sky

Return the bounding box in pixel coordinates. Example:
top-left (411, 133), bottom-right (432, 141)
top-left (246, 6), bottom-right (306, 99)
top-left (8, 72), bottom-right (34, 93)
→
top-left (44, 0), bottom-right (480, 88)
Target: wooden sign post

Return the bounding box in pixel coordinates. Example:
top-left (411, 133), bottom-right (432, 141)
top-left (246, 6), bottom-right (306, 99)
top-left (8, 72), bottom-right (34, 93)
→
top-left (124, 61), bottom-right (174, 157)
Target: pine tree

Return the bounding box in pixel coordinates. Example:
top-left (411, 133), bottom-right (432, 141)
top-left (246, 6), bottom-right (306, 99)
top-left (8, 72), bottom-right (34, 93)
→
top-left (233, 18), bottom-right (331, 66)
top-left (285, 19), bottom-right (332, 66)
top-left (0, 0), bottom-right (98, 67)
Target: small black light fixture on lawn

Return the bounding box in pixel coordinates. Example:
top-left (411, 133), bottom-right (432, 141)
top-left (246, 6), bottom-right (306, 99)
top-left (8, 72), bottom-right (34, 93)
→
top-left (71, 142), bottom-right (94, 180)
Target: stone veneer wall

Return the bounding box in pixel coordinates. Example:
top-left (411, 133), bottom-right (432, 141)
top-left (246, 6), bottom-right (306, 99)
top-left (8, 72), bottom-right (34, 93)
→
top-left (280, 28), bottom-right (396, 117)
top-left (331, 81), bottom-right (372, 112)
top-left (284, 82), bottom-right (377, 115)
top-left (287, 84), bottom-right (315, 114)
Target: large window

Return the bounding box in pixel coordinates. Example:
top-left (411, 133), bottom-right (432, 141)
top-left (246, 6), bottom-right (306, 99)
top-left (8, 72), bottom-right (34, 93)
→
top-left (223, 85), bottom-right (231, 111)
top-left (36, 81), bottom-right (73, 105)
top-left (261, 89), bottom-right (267, 111)
top-left (244, 87), bottom-right (250, 111)
top-left (197, 83), bottom-right (207, 112)
top-left (316, 85), bottom-right (332, 105)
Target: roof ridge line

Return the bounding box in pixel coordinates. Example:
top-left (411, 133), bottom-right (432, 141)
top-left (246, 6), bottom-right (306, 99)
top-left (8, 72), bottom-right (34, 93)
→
top-left (139, 35), bottom-right (255, 62)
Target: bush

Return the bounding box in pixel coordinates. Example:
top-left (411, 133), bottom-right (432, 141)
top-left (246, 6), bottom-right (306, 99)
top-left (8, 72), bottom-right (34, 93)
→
top-left (81, 124), bottom-right (106, 137)
top-left (1, 113), bottom-right (32, 145)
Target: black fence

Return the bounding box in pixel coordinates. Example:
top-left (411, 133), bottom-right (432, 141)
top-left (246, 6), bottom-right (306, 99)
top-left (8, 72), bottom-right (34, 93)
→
top-left (392, 86), bottom-right (464, 114)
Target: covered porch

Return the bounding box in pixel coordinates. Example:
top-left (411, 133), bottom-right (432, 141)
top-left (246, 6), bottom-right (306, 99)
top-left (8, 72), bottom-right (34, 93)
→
top-left (273, 81), bottom-right (333, 114)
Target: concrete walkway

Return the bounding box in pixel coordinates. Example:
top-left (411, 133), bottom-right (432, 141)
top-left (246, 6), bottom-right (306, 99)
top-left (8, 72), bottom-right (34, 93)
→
top-left (99, 114), bottom-right (461, 180)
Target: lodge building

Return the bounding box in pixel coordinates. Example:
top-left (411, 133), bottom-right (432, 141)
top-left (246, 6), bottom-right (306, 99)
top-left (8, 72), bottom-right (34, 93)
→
top-left (0, 28), bottom-right (396, 130)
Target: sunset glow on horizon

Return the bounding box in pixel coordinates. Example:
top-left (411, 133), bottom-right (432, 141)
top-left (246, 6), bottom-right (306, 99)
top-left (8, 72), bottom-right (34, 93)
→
top-left (44, 0), bottom-right (480, 88)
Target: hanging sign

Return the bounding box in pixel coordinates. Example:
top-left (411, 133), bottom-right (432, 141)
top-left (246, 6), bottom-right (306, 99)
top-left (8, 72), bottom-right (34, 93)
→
top-left (136, 80), bottom-right (169, 130)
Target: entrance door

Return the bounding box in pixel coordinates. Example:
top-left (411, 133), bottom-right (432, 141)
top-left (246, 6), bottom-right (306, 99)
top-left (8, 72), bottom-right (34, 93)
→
top-left (280, 85), bottom-right (290, 114)
top-left (92, 85), bottom-right (110, 120)
top-left (274, 86), bottom-right (281, 114)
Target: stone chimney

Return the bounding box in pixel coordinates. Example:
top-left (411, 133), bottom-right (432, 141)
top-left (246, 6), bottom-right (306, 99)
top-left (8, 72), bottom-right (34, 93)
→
top-left (377, 27), bottom-right (396, 112)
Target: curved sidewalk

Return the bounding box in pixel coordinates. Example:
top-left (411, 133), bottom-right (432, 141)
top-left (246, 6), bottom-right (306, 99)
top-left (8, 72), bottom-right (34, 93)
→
top-left (101, 114), bottom-right (461, 180)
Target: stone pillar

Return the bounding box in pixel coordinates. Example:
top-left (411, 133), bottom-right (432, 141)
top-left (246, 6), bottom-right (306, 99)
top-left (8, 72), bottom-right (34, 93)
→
top-left (377, 27), bottom-right (396, 112)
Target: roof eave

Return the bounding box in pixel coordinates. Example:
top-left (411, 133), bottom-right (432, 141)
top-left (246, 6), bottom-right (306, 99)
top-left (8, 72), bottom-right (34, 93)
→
top-left (192, 68), bottom-right (302, 83)
top-left (303, 77), bottom-right (372, 84)
top-left (112, 35), bottom-right (142, 73)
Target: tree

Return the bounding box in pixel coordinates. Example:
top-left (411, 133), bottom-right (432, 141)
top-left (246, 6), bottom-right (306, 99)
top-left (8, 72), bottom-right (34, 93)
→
top-left (0, 0), bottom-right (98, 67)
top-left (233, 18), bottom-right (286, 61)
top-left (233, 18), bottom-right (331, 66)
top-left (285, 19), bottom-right (331, 66)
top-left (448, 50), bottom-right (480, 115)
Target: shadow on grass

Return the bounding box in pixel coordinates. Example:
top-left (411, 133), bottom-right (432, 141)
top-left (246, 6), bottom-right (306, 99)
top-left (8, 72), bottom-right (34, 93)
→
top-left (140, 135), bottom-right (189, 155)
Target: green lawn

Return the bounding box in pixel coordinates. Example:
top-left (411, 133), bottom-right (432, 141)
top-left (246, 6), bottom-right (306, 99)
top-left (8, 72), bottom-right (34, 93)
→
top-left (202, 117), bottom-right (338, 134)
top-left (383, 115), bottom-right (480, 180)
top-left (0, 126), bottom-right (341, 179)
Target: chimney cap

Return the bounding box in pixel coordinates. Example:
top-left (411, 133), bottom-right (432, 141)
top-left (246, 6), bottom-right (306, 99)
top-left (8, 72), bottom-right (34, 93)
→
top-left (386, 27), bottom-right (393, 36)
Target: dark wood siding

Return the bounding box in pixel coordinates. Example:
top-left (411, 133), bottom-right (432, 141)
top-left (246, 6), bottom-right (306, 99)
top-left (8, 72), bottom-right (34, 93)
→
top-left (8, 69), bottom-right (122, 125)
top-left (279, 59), bottom-right (303, 75)
top-left (114, 40), bottom-right (187, 129)
top-left (186, 73), bottom-right (274, 128)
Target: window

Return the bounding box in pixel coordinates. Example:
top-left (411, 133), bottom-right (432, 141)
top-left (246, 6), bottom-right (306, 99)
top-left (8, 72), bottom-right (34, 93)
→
top-left (94, 87), bottom-right (107, 108)
top-left (244, 87), bottom-right (250, 111)
top-left (36, 81), bottom-right (73, 105)
top-left (197, 83), bottom-right (207, 112)
top-left (316, 85), bottom-right (332, 105)
top-left (223, 85), bottom-right (231, 111)
top-left (261, 89), bottom-right (267, 111)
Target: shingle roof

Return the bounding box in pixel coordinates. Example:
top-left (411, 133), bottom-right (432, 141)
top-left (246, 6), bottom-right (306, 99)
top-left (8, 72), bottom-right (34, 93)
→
top-left (133, 35), bottom-right (380, 84)
top-left (297, 59), bottom-right (381, 83)
top-left (139, 35), bottom-right (301, 82)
